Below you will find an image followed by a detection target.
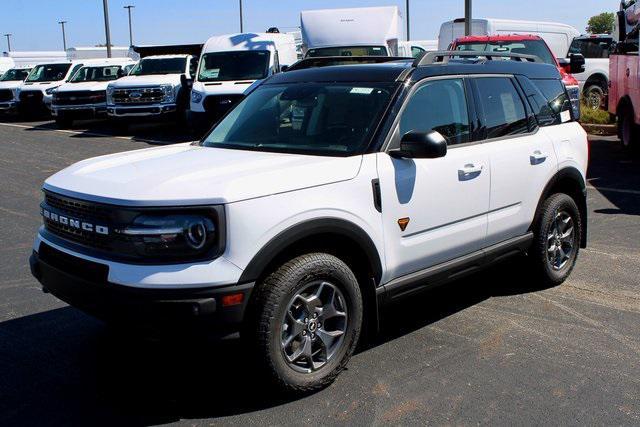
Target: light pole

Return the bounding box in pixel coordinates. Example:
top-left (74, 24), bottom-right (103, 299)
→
top-left (3, 33), bottom-right (11, 52)
top-left (239, 0), bottom-right (244, 33)
top-left (58, 21), bottom-right (68, 51)
top-left (465, 0), bottom-right (472, 36)
top-left (124, 5), bottom-right (135, 46)
top-left (102, 0), bottom-right (112, 58)
top-left (406, 0), bottom-right (410, 41)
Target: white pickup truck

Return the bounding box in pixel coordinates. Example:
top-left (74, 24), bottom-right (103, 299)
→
top-left (567, 35), bottom-right (614, 109)
top-left (0, 67), bottom-right (31, 114)
top-left (106, 54), bottom-right (198, 127)
top-left (188, 32), bottom-right (298, 134)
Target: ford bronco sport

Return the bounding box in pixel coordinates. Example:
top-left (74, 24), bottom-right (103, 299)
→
top-left (30, 52), bottom-right (588, 393)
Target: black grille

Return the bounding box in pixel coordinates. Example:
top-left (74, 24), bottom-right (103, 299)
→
top-left (0, 89), bottom-right (13, 102)
top-left (112, 87), bottom-right (164, 105)
top-left (19, 90), bottom-right (44, 105)
top-left (39, 242), bottom-right (109, 283)
top-left (45, 192), bottom-right (112, 222)
top-left (53, 90), bottom-right (106, 106)
top-left (203, 94), bottom-right (244, 117)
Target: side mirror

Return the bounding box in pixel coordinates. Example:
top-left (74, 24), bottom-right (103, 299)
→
top-left (117, 68), bottom-right (125, 78)
top-left (568, 53), bottom-right (585, 74)
top-left (280, 65), bottom-right (289, 72)
top-left (390, 130), bottom-right (448, 159)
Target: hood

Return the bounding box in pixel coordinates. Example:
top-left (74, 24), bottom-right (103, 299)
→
top-left (193, 80), bottom-right (258, 96)
top-left (21, 81), bottom-right (61, 91)
top-left (44, 143), bottom-right (363, 206)
top-left (0, 80), bottom-right (23, 90)
top-left (109, 74), bottom-right (182, 88)
top-left (57, 81), bottom-right (111, 93)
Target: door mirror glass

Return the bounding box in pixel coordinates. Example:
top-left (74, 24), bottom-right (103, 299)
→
top-left (391, 130), bottom-right (448, 159)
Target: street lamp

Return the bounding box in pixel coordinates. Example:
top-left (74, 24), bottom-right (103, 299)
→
top-left (124, 5), bottom-right (135, 46)
top-left (3, 33), bottom-right (11, 52)
top-left (406, 0), bottom-right (410, 41)
top-left (239, 0), bottom-right (243, 33)
top-left (465, 0), bottom-right (472, 36)
top-left (58, 21), bottom-right (68, 51)
top-left (102, 0), bottom-right (112, 58)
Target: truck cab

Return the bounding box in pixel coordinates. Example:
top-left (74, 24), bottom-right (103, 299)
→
top-left (0, 67), bottom-right (31, 114)
top-left (106, 54), bottom-right (197, 124)
top-left (301, 6), bottom-right (404, 58)
top-left (188, 32), bottom-right (298, 134)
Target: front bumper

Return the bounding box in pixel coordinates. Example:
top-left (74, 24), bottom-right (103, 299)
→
top-left (0, 100), bottom-right (17, 112)
top-left (52, 103), bottom-right (107, 117)
top-left (107, 103), bottom-right (177, 117)
top-left (30, 242), bottom-right (254, 333)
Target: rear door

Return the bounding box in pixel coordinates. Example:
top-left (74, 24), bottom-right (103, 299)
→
top-left (472, 76), bottom-right (558, 245)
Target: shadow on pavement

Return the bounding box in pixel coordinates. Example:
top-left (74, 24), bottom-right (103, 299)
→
top-left (0, 257), bottom-right (550, 425)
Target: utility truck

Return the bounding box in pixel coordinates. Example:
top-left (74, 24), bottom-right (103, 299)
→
top-left (189, 32), bottom-right (298, 134)
top-left (301, 6), bottom-right (404, 57)
top-left (51, 59), bottom-right (135, 127)
top-left (105, 44), bottom-right (203, 127)
top-left (438, 18), bottom-right (580, 58)
top-left (609, 0), bottom-right (640, 152)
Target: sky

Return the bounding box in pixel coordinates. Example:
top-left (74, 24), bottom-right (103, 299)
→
top-left (0, 0), bottom-right (622, 52)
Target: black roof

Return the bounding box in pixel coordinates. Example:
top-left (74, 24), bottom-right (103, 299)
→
top-left (132, 44), bottom-right (204, 58)
top-left (265, 59), bottom-right (561, 85)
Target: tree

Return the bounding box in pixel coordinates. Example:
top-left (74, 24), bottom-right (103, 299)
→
top-left (586, 12), bottom-right (616, 35)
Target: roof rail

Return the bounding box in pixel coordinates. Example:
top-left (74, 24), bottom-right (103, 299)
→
top-left (414, 50), bottom-right (543, 67)
top-left (286, 56), bottom-right (412, 72)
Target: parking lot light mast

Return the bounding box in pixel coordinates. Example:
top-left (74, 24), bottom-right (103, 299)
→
top-left (102, 0), bottom-right (112, 58)
top-left (239, 0), bottom-right (244, 33)
top-left (406, 0), bottom-right (410, 41)
top-left (3, 33), bottom-right (11, 52)
top-left (58, 21), bottom-right (68, 51)
top-left (465, 0), bottom-right (472, 36)
top-left (124, 5), bottom-right (135, 47)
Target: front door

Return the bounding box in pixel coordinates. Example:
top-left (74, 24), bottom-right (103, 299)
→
top-left (377, 78), bottom-right (491, 282)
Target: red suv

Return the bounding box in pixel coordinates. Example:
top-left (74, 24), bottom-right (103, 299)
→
top-left (450, 35), bottom-right (583, 117)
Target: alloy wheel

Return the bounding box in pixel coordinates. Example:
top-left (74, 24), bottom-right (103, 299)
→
top-left (547, 210), bottom-right (575, 270)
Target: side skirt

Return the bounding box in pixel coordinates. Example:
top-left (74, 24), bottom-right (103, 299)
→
top-left (376, 233), bottom-right (533, 304)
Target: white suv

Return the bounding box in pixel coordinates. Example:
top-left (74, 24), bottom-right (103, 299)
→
top-left (30, 53), bottom-right (588, 393)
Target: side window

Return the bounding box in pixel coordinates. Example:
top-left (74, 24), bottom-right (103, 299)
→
top-left (474, 77), bottom-right (529, 139)
top-left (68, 64), bottom-right (83, 80)
top-left (411, 46), bottom-right (426, 58)
top-left (399, 79), bottom-right (471, 145)
top-left (518, 77), bottom-right (572, 126)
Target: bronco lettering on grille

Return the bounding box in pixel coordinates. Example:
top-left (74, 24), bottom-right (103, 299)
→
top-left (41, 207), bottom-right (109, 235)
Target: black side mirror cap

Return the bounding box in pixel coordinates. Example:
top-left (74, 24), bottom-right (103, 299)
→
top-left (568, 53), bottom-right (585, 74)
top-left (280, 65), bottom-right (289, 72)
top-left (390, 130), bottom-right (448, 159)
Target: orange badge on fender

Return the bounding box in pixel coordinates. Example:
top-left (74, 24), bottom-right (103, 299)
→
top-left (398, 217), bottom-right (410, 232)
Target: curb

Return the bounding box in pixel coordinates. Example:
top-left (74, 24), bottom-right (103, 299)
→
top-left (581, 123), bottom-right (617, 136)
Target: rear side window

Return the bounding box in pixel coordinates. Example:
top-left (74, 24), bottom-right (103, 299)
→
top-left (527, 78), bottom-right (573, 125)
top-left (474, 77), bottom-right (529, 139)
top-left (399, 79), bottom-right (471, 145)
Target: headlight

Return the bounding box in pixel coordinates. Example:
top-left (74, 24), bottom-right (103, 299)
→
top-left (106, 86), bottom-right (115, 105)
top-left (120, 214), bottom-right (216, 258)
top-left (191, 90), bottom-right (203, 103)
top-left (45, 86), bottom-right (59, 95)
top-left (160, 84), bottom-right (174, 103)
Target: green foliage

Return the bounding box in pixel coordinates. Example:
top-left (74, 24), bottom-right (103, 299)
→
top-left (586, 12), bottom-right (616, 35)
top-left (580, 103), bottom-right (615, 125)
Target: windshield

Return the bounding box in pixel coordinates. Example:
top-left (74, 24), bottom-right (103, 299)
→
top-left (202, 82), bottom-right (395, 156)
top-left (0, 68), bottom-right (30, 81)
top-left (129, 57), bottom-right (186, 76)
top-left (568, 38), bottom-right (613, 58)
top-left (198, 51), bottom-right (270, 82)
top-left (455, 40), bottom-right (556, 65)
top-left (25, 64), bottom-right (71, 82)
top-left (70, 65), bottom-right (123, 82)
top-left (306, 46), bottom-right (388, 57)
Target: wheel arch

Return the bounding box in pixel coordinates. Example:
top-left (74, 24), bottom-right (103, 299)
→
top-left (531, 167), bottom-right (588, 248)
top-left (584, 72), bottom-right (608, 91)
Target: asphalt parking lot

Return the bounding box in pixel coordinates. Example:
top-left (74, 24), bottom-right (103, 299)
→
top-left (0, 119), bottom-right (638, 426)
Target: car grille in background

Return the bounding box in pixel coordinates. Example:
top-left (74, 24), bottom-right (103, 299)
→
top-left (203, 94), bottom-right (244, 119)
top-left (19, 90), bottom-right (44, 105)
top-left (0, 89), bottom-right (13, 102)
top-left (54, 91), bottom-right (106, 106)
top-left (112, 87), bottom-right (164, 105)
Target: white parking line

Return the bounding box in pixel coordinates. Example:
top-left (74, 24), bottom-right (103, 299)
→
top-left (587, 185), bottom-right (640, 196)
top-left (0, 121), bottom-right (168, 145)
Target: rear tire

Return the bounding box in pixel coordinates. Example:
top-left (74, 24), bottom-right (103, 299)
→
top-left (619, 106), bottom-right (639, 154)
top-left (528, 193), bottom-right (581, 287)
top-left (244, 253), bottom-right (363, 394)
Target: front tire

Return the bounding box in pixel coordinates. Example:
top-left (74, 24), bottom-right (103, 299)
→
top-left (584, 84), bottom-right (605, 110)
top-left (246, 253), bottom-right (363, 394)
top-left (529, 194), bottom-right (581, 286)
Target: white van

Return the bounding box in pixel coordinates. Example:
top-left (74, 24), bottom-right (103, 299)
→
top-left (438, 18), bottom-right (580, 58)
top-left (189, 32), bottom-right (298, 133)
top-left (399, 40), bottom-right (438, 58)
top-left (301, 6), bottom-right (404, 57)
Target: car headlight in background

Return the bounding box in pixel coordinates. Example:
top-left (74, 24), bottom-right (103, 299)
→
top-left (106, 86), bottom-right (115, 105)
top-left (160, 84), bottom-right (174, 103)
top-left (120, 214), bottom-right (216, 258)
top-left (45, 86), bottom-right (60, 95)
top-left (191, 90), bottom-right (203, 104)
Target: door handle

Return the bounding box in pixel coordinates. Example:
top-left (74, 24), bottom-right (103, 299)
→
top-left (458, 163), bottom-right (483, 180)
top-left (530, 150), bottom-right (548, 165)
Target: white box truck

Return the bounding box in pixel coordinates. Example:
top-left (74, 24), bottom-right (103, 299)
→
top-left (301, 6), bottom-right (404, 57)
top-left (66, 46), bottom-right (132, 60)
top-left (189, 32), bottom-right (298, 134)
top-left (438, 18), bottom-right (580, 58)
top-left (3, 51), bottom-right (67, 68)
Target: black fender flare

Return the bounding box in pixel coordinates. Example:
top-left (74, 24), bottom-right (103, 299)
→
top-left (238, 218), bottom-right (383, 285)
